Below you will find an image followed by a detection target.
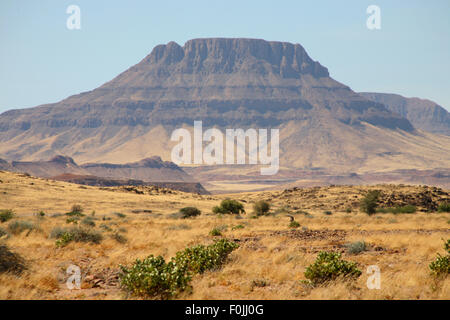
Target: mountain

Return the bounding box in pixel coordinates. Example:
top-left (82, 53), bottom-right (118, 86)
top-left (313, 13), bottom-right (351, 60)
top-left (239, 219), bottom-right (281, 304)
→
top-left (0, 38), bottom-right (449, 179)
top-left (0, 155), bottom-right (193, 182)
top-left (359, 92), bottom-right (450, 135)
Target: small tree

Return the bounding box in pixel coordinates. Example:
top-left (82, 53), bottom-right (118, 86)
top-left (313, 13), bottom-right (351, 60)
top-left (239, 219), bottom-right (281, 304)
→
top-left (360, 190), bottom-right (381, 215)
top-left (253, 200), bottom-right (270, 216)
top-left (212, 199), bottom-right (245, 215)
top-left (179, 207), bottom-right (201, 218)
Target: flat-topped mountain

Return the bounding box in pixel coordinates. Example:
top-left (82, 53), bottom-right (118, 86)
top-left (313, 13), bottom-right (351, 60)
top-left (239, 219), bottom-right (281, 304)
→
top-left (0, 38), bottom-right (449, 176)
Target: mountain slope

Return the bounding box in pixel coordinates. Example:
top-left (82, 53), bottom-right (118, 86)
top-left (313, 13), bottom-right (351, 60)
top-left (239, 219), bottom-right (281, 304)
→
top-left (0, 38), bottom-right (449, 174)
top-left (359, 92), bottom-right (450, 135)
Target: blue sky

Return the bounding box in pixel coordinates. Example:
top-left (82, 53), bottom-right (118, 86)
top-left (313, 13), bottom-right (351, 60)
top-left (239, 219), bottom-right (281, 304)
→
top-left (1, 0), bottom-right (449, 113)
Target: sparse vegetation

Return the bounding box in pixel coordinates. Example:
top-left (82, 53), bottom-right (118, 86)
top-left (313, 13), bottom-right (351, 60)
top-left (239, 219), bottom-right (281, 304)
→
top-left (81, 216), bottom-right (96, 227)
top-left (0, 227), bottom-right (9, 238)
top-left (179, 207), bottom-right (201, 218)
top-left (253, 200), bottom-right (270, 216)
top-left (113, 212), bottom-right (126, 218)
top-left (429, 239), bottom-right (450, 277)
top-left (360, 190), bottom-right (381, 215)
top-left (66, 204), bottom-right (84, 217)
top-left (437, 202), bottom-right (450, 213)
top-left (377, 205), bottom-right (416, 214)
top-left (323, 210), bottom-right (332, 215)
top-left (212, 199), bottom-right (245, 215)
top-left (304, 251), bottom-right (362, 285)
top-left (51, 226), bottom-right (102, 247)
top-left (119, 239), bottom-right (238, 299)
top-left (111, 232), bottom-right (127, 244)
top-left (7, 221), bottom-right (37, 235)
top-left (0, 244), bottom-right (26, 275)
top-left (0, 209), bottom-right (14, 223)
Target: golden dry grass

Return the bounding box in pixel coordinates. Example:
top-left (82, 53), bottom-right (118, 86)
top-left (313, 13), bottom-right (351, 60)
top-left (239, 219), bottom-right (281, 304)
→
top-left (0, 170), bottom-right (448, 300)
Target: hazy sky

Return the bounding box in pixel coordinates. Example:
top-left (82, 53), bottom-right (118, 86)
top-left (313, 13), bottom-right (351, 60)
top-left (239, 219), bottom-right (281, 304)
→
top-left (1, 0), bottom-right (449, 113)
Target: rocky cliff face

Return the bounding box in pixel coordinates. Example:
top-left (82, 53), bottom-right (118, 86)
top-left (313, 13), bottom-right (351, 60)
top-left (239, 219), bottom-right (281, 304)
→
top-left (359, 92), bottom-right (450, 135)
top-left (0, 38), bottom-right (448, 174)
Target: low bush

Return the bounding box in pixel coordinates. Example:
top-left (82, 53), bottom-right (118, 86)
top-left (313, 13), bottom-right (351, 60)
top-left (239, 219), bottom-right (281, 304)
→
top-left (0, 244), bottom-right (26, 275)
top-left (8, 221), bottom-right (37, 235)
top-left (252, 200), bottom-right (270, 216)
top-left (429, 239), bottom-right (450, 277)
top-left (212, 199), bottom-right (245, 215)
top-left (119, 239), bottom-right (238, 299)
top-left (0, 209), bottom-right (14, 223)
top-left (209, 228), bottom-right (222, 236)
top-left (345, 241), bottom-right (367, 255)
top-left (179, 207), bottom-right (201, 218)
top-left (360, 190), bottom-right (381, 215)
top-left (437, 202), bottom-right (450, 213)
top-left (304, 251), bottom-right (362, 285)
top-left (323, 211), bottom-right (332, 215)
top-left (289, 221), bottom-right (300, 228)
top-left (51, 226), bottom-right (102, 247)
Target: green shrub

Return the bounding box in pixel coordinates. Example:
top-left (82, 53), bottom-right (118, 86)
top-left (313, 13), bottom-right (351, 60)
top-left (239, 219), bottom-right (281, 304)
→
top-left (120, 255), bottom-right (190, 299)
top-left (179, 207), bottom-right (201, 218)
top-left (66, 217), bottom-right (80, 224)
top-left (66, 204), bottom-right (84, 217)
top-left (345, 241), bottom-right (367, 255)
top-left (360, 190), bottom-right (381, 215)
top-left (173, 239), bottom-right (239, 275)
top-left (7, 221), bottom-right (36, 235)
top-left (346, 208), bottom-right (352, 213)
top-left (323, 211), bottom-right (332, 215)
top-left (0, 209), bottom-right (14, 223)
top-left (0, 244), bottom-right (26, 275)
top-left (231, 224), bottom-right (245, 230)
top-left (429, 239), bottom-right (450, 277)
top-left (304, 251), bottom-right (362, 285)
top-left (253, 200), bottom-right (270, 216)
top-left (212, 199), bottom-right (245, 215)
top-left (209, 228), bottom-right (222, 236)
top-left (377, 205), bottom-right (416, 214)
top-left (289, 221), bottom-right (300, 228)
top-left (120, 239), bottom-right (238, 299)
top-left (437, 202), bottom-right (450, 213)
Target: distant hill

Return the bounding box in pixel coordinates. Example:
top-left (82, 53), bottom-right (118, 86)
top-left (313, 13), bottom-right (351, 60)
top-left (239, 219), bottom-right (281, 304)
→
top-left (359, 92), bottom-right (450, 135)
top-left (0, 155), bottom-right (204, 189)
